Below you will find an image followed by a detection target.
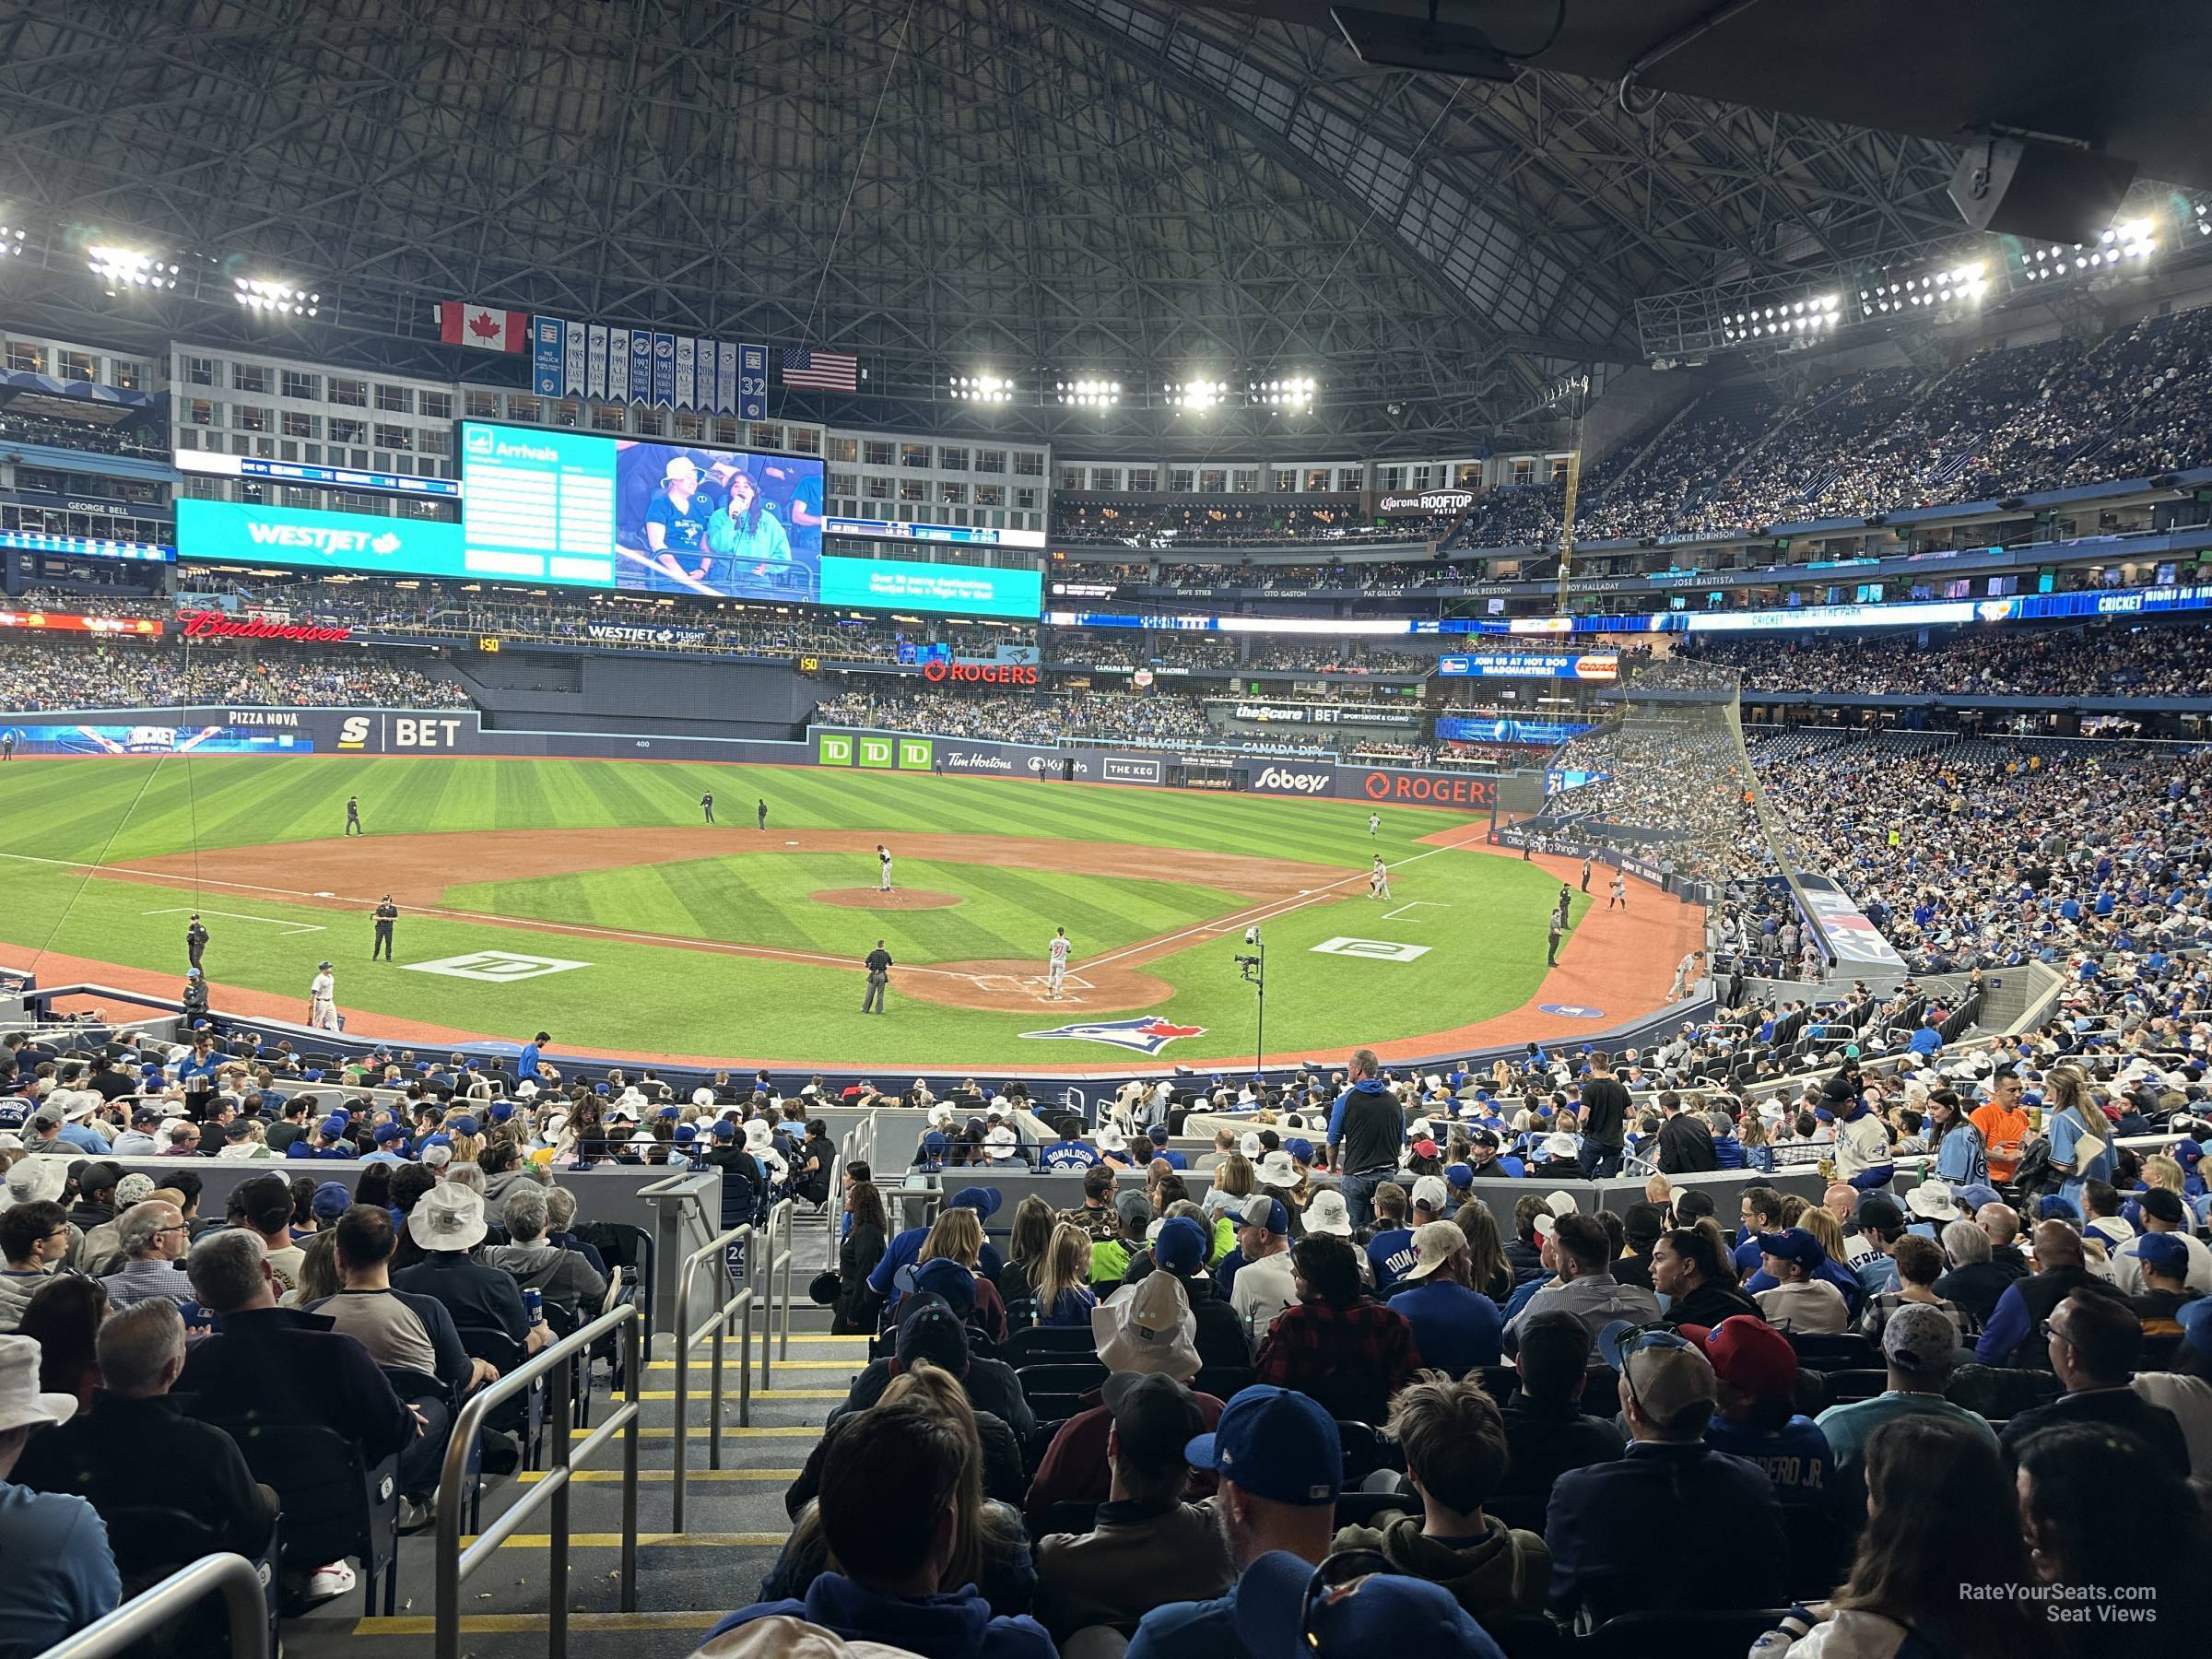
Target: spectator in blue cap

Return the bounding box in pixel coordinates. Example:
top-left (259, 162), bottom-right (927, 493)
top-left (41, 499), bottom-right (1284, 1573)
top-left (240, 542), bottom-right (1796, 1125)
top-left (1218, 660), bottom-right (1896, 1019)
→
top-left (1124, 1385), bottom-right (1345, 1659)
top-left (363, 1124), bottom-right (409, 1167)
top-left (310, 1182), bottom-right (353, 1229)
top-left (1751, 1229), bottom-right (1850, 1335)
top-left (1147, 1125), bottom-right (1187, 1171)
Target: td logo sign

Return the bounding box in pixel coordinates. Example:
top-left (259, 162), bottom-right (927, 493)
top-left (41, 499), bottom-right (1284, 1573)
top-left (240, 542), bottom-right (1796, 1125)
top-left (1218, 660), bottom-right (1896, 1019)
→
top-left (818, 732), bottom-right (933, 771)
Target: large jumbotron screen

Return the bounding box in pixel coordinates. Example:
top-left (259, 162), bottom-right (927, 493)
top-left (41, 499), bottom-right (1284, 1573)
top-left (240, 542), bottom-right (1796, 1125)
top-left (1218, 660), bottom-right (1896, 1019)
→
top-left (459, 420), bottom-right (825, 600)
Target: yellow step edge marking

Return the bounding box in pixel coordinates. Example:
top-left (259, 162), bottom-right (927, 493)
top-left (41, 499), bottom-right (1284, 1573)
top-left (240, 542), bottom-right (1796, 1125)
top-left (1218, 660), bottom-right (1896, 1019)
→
top-left (647, 1359), bottom-right (858, 1371)
top-left (458, 1531), bottom-right (788, 1549)
top-left (635, 1387), bottom-right (846, 1401)
top-left (353, 1612), bottom-right (724, 1636)
top-left (517, 1468), bottom-right (801, 1483)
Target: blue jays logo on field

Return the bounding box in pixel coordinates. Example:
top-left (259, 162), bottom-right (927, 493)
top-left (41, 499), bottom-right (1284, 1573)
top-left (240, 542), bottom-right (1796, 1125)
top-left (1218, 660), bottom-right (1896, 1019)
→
top-left (1019, 1016), bottom-right (1207, 1054)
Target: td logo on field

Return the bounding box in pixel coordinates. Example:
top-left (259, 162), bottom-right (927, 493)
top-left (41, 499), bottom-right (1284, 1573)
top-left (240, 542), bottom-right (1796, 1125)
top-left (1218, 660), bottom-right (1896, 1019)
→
top-left (1311, 936), bottom-right (1430, 963)
top-left (405, 951), bottom-right (590, 982)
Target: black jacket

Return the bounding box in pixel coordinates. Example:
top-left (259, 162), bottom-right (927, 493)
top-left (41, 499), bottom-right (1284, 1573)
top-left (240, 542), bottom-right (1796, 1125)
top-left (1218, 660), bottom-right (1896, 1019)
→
top-left (13, 1391), bottom-right (277, 1557)
top-left (1659, 1279), bottom-right (1765, 1329)
top-left (176, 1304), bottom-right (415, 1464)
top-left (1656, 1114), bottom-right (1718, 1174)
top-left (841, 1352), bottom-right (1034, 1441)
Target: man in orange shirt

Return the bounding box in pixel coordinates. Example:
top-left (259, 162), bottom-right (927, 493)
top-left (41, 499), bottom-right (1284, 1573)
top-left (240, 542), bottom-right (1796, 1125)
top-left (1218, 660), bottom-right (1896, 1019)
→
top-left (1970, 1065), bottom-right (2031, 1184)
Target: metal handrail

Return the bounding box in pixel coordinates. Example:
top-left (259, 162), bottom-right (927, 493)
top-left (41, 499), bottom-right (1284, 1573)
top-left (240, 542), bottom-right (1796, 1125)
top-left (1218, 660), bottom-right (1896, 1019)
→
top-left (759, 1198), bottom-right (797, 1379)
top-left (670, 1216), bottom-right (757, 1531)
top-left (434, 1303), bottom-right (643, 1659)
top-left (33, 1552), bottom-right (267, 1659)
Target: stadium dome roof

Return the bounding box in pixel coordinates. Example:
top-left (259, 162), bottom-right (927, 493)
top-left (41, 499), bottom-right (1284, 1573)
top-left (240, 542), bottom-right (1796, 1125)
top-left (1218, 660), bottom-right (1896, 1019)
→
top-left (0, 0), bottom-right (2070, 447)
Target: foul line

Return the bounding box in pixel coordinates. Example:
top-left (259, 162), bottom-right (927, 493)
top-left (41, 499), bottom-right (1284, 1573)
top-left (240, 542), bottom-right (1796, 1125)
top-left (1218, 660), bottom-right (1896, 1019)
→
top-left (1073, 826), bottom-right (1492, 977)
top-left (0, 824), bottom-right (1496, 992)
top-left (140, 906), bottom-right (325, 936)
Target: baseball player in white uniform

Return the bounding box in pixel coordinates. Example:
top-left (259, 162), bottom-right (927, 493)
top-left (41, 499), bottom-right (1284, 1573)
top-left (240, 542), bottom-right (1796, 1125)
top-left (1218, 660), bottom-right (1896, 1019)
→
top-left (1046, 927), bottom-right (1071, 998)
top-left (877, 844), bottom-right (892, 892)
top-left (1368, 856), bottom-right (1391, 900)
top-left (309, 960), bottom-right (338, 1030)
top-left (1608, 872), bottom-right (1628, 910)
top-left (1369, 813), bottom-right (1381, 838)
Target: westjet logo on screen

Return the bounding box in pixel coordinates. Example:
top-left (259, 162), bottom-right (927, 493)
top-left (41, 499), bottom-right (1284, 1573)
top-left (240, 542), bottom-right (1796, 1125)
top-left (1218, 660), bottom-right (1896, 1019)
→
top-left (244, 520), bottom-right (403, 558)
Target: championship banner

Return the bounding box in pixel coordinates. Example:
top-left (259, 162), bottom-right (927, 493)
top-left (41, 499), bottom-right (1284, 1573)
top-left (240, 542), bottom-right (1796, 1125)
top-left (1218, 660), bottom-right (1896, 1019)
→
top-left (586, 324), bottom-right (608, 400)
top-left (607, 328), bottom-right (631, 404)
top-left (719, 343), bottom-right (739, 417)
top-left (675, 335), bottom-right (697, 410)
top-left (629, 333), bottom-right (653, 406)
top-left (652, 333), bottom-right (676, 407)
top-left (563, 320), bottom-right (588, 397)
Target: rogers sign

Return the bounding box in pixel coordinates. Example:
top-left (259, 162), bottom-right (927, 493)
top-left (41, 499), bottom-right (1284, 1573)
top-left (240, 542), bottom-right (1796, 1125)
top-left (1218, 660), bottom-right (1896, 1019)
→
top-left (1361, 770), bottom-right (1498, 807)
top-left (178, 610), bottom-right (354, 644)
top-left (921, 658), bottom-right (1039, 686)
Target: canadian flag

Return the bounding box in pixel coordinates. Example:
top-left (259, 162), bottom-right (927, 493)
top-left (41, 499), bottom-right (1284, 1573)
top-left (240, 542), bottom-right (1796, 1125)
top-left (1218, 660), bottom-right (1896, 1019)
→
top-left (436, 301), bottom-right (528, 352)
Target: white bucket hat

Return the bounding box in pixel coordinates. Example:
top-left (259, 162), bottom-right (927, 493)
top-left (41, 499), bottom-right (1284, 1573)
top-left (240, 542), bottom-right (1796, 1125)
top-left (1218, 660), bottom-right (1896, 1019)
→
top-left (1304, 1188), bottom-right (1353, 1237)
top-left (0, 1157), bottom-right (69, 1210)
top-left (1089, 1273), bottom-right (1200, 1381)
top-left (0, 1334), bottom-right (77, 1433)
top-left (408, 1183), bottom-right (488, 1252)
top-left (1258, 1149), bottom-right (1299, 1186)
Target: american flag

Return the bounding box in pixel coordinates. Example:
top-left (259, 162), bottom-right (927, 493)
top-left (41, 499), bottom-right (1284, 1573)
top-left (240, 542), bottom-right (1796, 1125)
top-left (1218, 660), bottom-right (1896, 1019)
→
top-left (780, 347), bottom-right (858, 392)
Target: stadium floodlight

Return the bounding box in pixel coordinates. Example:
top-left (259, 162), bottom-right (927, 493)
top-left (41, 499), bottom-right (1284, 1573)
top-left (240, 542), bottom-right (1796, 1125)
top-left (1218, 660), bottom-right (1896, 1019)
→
top-left (233, 276), bottom-right (320, 318)
top-left (1721, 291), bottom-right (1841, 343)
top-left (1054, 376), bottom-right (1119, 407)
top-left (2019, 218), bottom-right (2157, 283)
top-left (1168, 378), bottom-right (1229, 413)
top-left (0, 224), bottom-right (22, 256)
top-left (949, 372), bottom-right (1014, 403)
top-left (1248, 374), bottom-right (1317, 411)
top-left (87, 245), bottom-right (178, 291)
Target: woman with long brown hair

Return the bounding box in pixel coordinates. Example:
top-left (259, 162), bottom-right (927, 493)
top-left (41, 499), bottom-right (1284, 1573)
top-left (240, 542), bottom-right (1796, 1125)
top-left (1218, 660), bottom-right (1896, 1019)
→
top-left (830, 1161), bottom-right (888, 1335)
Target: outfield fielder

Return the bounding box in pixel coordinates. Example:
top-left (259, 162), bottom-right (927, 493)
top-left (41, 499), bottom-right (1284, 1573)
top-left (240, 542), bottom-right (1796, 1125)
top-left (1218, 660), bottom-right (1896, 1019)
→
top-left (1368, 812), bottom-right (1380, 838)
top-left (1046, 926), bottom-right (1071, 998)
top-left (309, 960), bottom-right (339, 1030)
top-left (877, 843), bottom-right (893, 892)
top-left (1368, 855), bottom-right (1391, 900)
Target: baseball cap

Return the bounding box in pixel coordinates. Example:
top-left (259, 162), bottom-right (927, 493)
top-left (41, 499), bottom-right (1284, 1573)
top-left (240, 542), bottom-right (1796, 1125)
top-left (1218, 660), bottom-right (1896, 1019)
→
top-left (2137, 1187), bottom-right (2187, 1227)
top-left (1401, 1220), bottom-right (1465, 1282)
top-left (947, 1184), bottom-right (1002, 1219)
top-left (311, 1182), bottom-right (353, 1224)
top-left (1147, 1124), bottom-right (1171, 1146)
top-left (319, 1113), bottom-right (350, 1139)
top-left (1303, 1189), bottom-right (1353, 1237)
top-left (1444, 1161), bottom-right (1476, 1189)
top-left (2136, 1231), bottom-right (2191, 1277)
top-left (1185, 1384), bottom-right (1342, 1506)
top-left (909, 1257), bottom-right (976, 1314)
top-left (1238, 1194), bottom-right (1289, 1236)
top-left (1881, 1302), bottom-right (1965, 1374)
top-left (1113, 1190), bottom-right (1152, 1232)
top-left (1756, 1228), bottom-right (1827, 1270)
top-left (1284, 1137), bottom-right (1316, 1165)
top-left (894, 1296), bottom-right (970, 1373)
top-left (1409, 1175), bottom-right (1449, 1214)
top-left (711, 1119), bottom-right (737, 1141)
top-left (1153, 1215), bottom-right (1207, 1275)
top-left (2179, 1295), bottom-right (2212, 1361)
top-left (372, 1123), bottom-right (406, 1145)
top-left (1596, 1321), bottom-right (1718, 1423)
top-left (446, 1114), bottom-right (480, 1136)
top-left (1234, 1550), bottom-right (1500, 1659)
top-left (1678, 1315), bottom-right (1797, 1401)
top-left (26, 1105), bottom-right (62, 1133)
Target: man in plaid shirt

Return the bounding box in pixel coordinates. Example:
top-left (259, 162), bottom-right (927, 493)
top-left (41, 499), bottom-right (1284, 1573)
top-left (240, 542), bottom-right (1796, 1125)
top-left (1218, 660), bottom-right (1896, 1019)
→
top-left (1253, 1234), bottom-right (1423, 1423)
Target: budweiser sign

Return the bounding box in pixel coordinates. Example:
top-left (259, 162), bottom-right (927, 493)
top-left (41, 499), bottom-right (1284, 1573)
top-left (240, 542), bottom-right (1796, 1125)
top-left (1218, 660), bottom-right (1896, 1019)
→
top-left (178, 610), bottom-right (354, 643)
top-left (921, 658), bottom-right (1039, 686)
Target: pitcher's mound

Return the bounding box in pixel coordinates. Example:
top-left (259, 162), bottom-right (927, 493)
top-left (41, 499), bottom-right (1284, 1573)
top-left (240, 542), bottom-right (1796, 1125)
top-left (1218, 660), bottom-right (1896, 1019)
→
top-left (811, 888), bottom-right (963, 911)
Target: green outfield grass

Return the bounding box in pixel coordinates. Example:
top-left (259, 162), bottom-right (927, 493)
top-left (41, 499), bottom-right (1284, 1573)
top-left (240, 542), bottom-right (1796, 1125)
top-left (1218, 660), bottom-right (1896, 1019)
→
top-left (0, 754), bottom-right (1579, 1065)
